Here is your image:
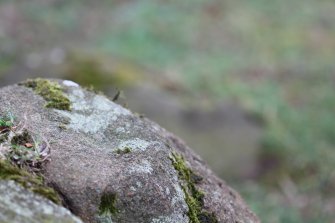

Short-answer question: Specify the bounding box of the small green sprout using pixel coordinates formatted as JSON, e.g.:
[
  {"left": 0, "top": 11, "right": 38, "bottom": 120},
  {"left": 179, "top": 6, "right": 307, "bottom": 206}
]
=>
[
  {"left": 0, "top": 113, "right": 50, "bottom": 170},
  {"left": 7, "top": 131, "right": 50, "bottom": 169},
  {"left": 0, "top": 112, "right": 58, "bottom": 204},
  {"left": 0, "top": 112, "right": 15, "bottom": 129}
]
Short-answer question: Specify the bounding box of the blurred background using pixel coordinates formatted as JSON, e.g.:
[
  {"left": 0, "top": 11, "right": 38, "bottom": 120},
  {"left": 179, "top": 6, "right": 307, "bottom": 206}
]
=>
[{"left": 0, "top": 0, "right": 335, "bottom": 222}]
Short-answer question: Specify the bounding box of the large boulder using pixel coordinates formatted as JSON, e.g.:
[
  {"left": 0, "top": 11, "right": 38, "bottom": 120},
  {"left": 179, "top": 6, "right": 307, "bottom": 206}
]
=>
[{"left": 0, "top": 79, "right": 259, "bottom": 223}]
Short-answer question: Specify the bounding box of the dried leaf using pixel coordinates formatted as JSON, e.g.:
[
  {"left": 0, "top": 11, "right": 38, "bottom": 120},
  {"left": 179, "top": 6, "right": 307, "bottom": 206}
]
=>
[{"left": 25, "top": 143, "right": 33, "bottom": 148}]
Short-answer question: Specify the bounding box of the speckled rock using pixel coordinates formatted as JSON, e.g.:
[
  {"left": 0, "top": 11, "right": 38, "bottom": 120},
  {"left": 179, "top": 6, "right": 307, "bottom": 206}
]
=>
[
  {"left": 0, "top": 180, "right": 83, "bottom": 223},
  {"left": 0, "top": 79, "right": 260, "bottom": 223}
]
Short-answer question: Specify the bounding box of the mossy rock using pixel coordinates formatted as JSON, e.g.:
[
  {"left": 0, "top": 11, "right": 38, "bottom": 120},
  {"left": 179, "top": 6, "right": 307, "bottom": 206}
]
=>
[{"left": 0, "top": 79, "right": 259, "bottom": 223}]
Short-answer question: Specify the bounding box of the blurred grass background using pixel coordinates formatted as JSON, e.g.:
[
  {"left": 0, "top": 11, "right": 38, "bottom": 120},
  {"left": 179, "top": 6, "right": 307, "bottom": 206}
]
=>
[{"left": 1, "top": 0, "right": 335, "bottom": 222}]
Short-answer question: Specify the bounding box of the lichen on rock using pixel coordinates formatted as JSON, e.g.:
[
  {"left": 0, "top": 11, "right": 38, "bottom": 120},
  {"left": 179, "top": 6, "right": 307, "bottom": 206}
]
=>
[
  {"left": 56, "top": 87, "right": 131, "bottom": 134},
  {"left": 117, "top": 138, "right": 154, "bottom": 152}
]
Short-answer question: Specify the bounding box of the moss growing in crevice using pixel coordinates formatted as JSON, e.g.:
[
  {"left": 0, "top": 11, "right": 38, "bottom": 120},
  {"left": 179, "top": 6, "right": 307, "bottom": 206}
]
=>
[
  {"left": 170, "top": 152, "right": 218, "bottom": 223},
  {"left": 99, "top": 192, "right": 119, "bottom": 217},
  {"left": 115, "top": 147, "right": 132, "bottom": 155},
  {"left": 0, "top": 159, "right": 61, "bottom": 204},
  {"left": 20, "top": 78, "right": 71, "bottom": 111}
]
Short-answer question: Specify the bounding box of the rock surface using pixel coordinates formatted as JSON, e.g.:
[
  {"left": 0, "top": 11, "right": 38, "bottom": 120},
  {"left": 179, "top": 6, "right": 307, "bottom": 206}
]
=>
[
  {"left": 0, "top": 79, "right": 259, "bottom": 223},
  {"left": 0, "top": 180, "right": 83, "bottom": 223}
]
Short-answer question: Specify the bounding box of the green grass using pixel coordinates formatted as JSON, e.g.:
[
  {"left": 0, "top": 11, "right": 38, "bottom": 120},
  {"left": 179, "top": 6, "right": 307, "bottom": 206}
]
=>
[{"left": 94, "top": 1, "right": 335, "bottom": 221}]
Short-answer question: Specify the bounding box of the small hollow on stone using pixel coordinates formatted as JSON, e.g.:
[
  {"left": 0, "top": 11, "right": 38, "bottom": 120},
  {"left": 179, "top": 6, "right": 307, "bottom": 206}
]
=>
[{"left": 11, "top": 129, "right": 33, "bottom": 145}]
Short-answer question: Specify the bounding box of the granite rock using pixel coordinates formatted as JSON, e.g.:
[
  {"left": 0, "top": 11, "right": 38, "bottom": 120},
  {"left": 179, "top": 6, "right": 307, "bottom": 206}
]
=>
[{"left": 0, "top": 79, "right": 259, "bottom": 223}]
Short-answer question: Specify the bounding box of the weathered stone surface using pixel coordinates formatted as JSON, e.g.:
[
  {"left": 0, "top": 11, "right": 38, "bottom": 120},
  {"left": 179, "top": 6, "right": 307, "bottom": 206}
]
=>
[
  {"left": 0, "top": 79, "right": 259, "bottom": 223},
  {"left": 0, "top": 180, "right": 83, "bottom": 223}
]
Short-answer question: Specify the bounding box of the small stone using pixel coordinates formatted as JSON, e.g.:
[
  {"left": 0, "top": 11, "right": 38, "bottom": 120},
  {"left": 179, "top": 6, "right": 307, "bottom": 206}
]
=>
[{"left": 63, "top": 80, "right": 79, "bottom": 87}]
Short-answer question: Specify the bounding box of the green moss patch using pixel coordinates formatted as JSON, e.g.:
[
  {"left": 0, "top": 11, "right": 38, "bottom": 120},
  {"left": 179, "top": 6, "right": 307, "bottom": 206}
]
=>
[
  {"left": 170, "top": 152, "right": 218, "bottom": 223},
  {"left": 99, "top": 192, "right": 119, "bottom": 217},
  {"left": 115, "top": 147, "right": 132, "bottom": 155},
  {"left": 21, "top": 78, "right": 71, "bottom": 111},
  {"left": 0, "top": 160, "right": 61, "bottom": 204}
]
